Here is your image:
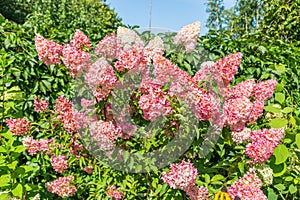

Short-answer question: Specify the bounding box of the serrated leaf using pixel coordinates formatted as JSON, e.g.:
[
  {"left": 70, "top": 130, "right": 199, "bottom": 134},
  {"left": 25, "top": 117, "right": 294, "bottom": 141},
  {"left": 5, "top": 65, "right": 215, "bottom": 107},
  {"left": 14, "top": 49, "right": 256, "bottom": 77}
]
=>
[
  {"left": 270, "top": 118, "right": 288, "bottom": 128},
  {"left": 273, "top": 144, "right": 289, "bottom": 164}
]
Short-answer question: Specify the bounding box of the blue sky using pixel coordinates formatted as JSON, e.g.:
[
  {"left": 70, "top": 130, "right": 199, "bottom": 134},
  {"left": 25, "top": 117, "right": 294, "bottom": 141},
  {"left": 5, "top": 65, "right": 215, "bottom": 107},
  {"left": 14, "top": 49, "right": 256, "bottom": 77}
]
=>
[{"left": 104, "top": 0, "right": 235, "bottom": 35}]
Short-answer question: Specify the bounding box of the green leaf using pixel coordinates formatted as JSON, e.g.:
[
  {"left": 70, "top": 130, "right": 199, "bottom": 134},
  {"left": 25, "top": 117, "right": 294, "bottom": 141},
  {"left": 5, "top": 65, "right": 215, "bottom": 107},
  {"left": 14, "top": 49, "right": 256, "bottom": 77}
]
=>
[
  {"left": 275, "top": 93, "right": 285, "bottom": 104},
  {"left": 12, "top": 183, "right": 23, "bottom": 199},
  {"left": 211, "top": 174, "right": 225, "bottom": 183},
  {"left": 0, "top": 193, "right": 10, "bottom": 200},
  {"left": 273, "top": 163, "right": 287, "bottom": 177},
  {"left": 289, "top": 184, "right": 297, "bottom": 194},
  {"left": 264, "top": 106, "right": 281, "bottom": 113},
  {"left": 273, "top": 144, "right": 289, "bottom": 164},
  {"left": 275, "top": 64, "right": 286, "bottom": 73},
  {"left": 238, "top": 162, "right": 244, "bottom": 174},
  {"left": 269, "top": 118, "right": 288, "bottom": 128},
  {"left": 204, "top": 174, "right": 210, "bottom": 184},
  {"left": 295, "top": 134, "right": 300, "bottom": 149},
  {"left": 14, "top": 145, "right": 26, "bottom": 153},
  {"left": 282, "top": 107, "right": 293, "bottom": 113},
  {"left": 274, "top": 183, "right": 286, "bottom": 191},
  {"left": 0, "top": 174, "right": 11, "bottom": 187}
]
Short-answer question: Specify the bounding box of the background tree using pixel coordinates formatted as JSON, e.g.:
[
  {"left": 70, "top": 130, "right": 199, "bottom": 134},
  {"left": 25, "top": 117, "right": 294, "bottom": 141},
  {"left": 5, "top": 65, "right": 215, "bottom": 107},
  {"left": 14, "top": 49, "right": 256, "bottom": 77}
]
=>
[{"left": 206, "top": 0, "right": 225, "bottom": 31}]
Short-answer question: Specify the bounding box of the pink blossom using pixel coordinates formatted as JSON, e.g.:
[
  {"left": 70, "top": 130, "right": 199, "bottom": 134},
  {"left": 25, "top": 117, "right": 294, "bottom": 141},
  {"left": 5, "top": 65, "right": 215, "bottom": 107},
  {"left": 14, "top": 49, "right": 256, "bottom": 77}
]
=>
[
  {"left": 245, "top": 128, "right": 284, "bottom": 163},
  {"left": 228, "top": 168, "right": 267, "bottom": 200},
  {"left": 215, "top": 53, "right": 242, "bottom": 86},
  {"left": 185, "top": 185, "right": 210, "bottom": 200},
  {"left": 138, "top": 81, "right": 173, "bottom": 121},
  {"left": 83, "top": 166, "right": 94, "bottom": 174},
  {"left": 70, "top": 29, "right": 92, "bottom": 50},
  {"left": 73, "top": 109, "right": 88, "bottom": 131},
  {"left": 191, "top": 86, "right": 213, "bottom": 121},
  {"left": 45, "top": 176, "right": 77, "bottom": 198},
  {"left": 106, "top": 185, "right": 124, "bottom": 200},
  {"left": 89, "top": 120, "right": 123, "bottom": 150},
  {"left": 193, "top": 61, "right": 215, "bottom": 85},
  {"left": 34, "top": 96, "right": 49, "bottom": 113},
  {"left": 115, "top": 47, "right": 146, "bottom": 71},
  {"left": 153, "top": 54, "right": 192, "bottom": 85},
  {"left": 224, "top": 96, "right": 252, "bottom": 132},
  {"left": 95, "top": 33, "right": 120, "bottom": 59},
  {"left": 84, "top": 58, "right": 117, "bottom": 88},
  {"left": 22, "top": 136, "right": 54, "bottom": 156},
  {"left": 80, "top": 98, "right": 94, "bottom": 107},
  {"left": 6, "top": 118, "right": 30, "bottom": 136},
  {"left": 248, "top": 100, "right": 265, "bottom": 125},
  {"left": 232, "top": 128, "right": 251, "bottom": 144},
  {"left": 117, "top": 26, "right": 144, "bottom": 51},
  {"left": 174, "top": 21, "right": 201, "bottom": 52},
  {"left": 254, "top": 79, "right": 277, "bottom": 102},
  {"left": 35, "top": 34, "right": 63, "bottom": 65},
  {"left": 227, "top": 79, "right": 255, "bottom": 99},
  {"left": 62, "top": 45, "right": 90, "bottom": 78},
  {"left": 51, "top": 155, "right": 69, "bottom": 173},
  {"left": 162, "top": 160, "right": 198, "bottom": 191},
  {"left": 144, "top": 36, "right": 165, "bottom": 60},
  {"left": 54, "top": 96, "right": 80, "bottom": 134}
]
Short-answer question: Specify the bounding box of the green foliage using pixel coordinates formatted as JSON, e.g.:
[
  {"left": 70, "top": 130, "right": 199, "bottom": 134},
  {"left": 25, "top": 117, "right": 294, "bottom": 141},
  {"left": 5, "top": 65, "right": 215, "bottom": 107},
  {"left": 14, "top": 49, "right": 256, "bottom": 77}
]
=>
[{"left": 25, "top": 0, "right": 122, "bottom": 42}]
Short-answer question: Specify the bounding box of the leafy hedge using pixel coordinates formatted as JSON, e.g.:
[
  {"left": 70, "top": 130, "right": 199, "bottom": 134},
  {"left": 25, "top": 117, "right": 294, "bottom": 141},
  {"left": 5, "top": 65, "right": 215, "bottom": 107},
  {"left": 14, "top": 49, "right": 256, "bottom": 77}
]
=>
[{"left": 196, "top": 29, "right": 300, "bottom": 199}]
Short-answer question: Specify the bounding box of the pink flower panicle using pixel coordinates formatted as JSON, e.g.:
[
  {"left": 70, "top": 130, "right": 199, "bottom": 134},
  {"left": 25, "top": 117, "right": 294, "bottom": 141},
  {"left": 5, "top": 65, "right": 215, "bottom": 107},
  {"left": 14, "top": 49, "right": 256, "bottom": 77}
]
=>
[
  {"left": 95, "top": 33, "right": 120, "bottom": 59},
  {"left": 162, "top": 160, "right": 198, "bottom": 191},
  {"left": 186, "top": 185, "right": 210, "bottom": 200},
  {"left": 54, "top": 96, "right": 80, "bottom": 134},
  {"left": 138, "top": 81, "right": 173, "bottom": 121},
  {"left": 84, "top": 58, "right": 118, "bottom": 101},
  {"left": 35, "top": 34, "right": 63, "bottom": 66},
  {"left": 224, "top": 96, "right": 252, "bottom": 132},
  {"left": 247, "top": 100, "right": 265, "bottom": 125},
  {"left": 70, "top": 29, "right": 92, "bottom": 50},
  {"left": 106, "top": 185, "right": 124, "bottom": 200},
  {"left": 232, "top": 128, "right": 251, "bottom": 144},
  {"left": 192, "top": 61, "right": 215, "bottom": 85},
  {"left": 62, "top": 45, "right": 90, "bottom": 78},
  {"left": 34, "top": 96, "right": 49, "bottom": 113},
  {"left": 174, "top": 21, "right": 201, "bottom": 52},
  {"left": 51, "top": 155, "right": 69, "bottom": 173},
  {"left": 115, "top": 47, "right": 146, "bottom": 71},
  {"left": 254, "top": 79, "right": 278, "bottom": 102},
  {"left": 117, "top": 27, "right": 144, "bottom": 51},
  {"left": 89, "top": 120, "right": 123, "bottom": 150},
  {"left": 144, "top": 36, "right": 165, "bottom": 60},
  {"left": 215, "top": 53, "right": 242, "bottom": 86},
  {"left": 22, "top": 136, "right": 54, "bottom": 156},
  {"left": 228, "top": 168, "right": 267, "bottom": 200},
  {"left": 45, "top": 176, "right": 77, "bottom": 198},
  {"left": 227, "top": 79, "right": 255, "bottom": 99},
  {"left": 6, "top": 118, "right": 30, "bottom": 136},
  {"left": 245, "top": 128, "right": 284, "bottom": 163}
]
